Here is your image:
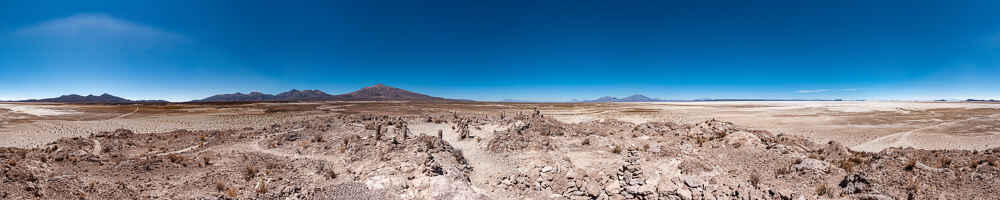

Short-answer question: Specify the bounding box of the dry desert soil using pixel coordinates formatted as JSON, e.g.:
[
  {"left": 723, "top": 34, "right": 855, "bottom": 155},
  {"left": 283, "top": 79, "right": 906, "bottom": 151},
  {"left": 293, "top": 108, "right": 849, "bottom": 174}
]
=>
[{"left": 1, "top": 101, "right": 999, "bottom": 199}]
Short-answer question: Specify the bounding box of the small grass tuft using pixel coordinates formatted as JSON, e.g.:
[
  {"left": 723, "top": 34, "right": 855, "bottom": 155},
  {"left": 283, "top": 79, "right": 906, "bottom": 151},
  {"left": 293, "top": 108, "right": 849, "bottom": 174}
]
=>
[
  {"left": 167, "top": 154, "right": 185, "bottom": 164},
  {"left": 749, "top": 173, "right": 761, "bottom": 188},
  {"left": 245, "top": 165, "right": 258, "bottom": 181},
  {"left": 939, "top": 157, "right": 952, "bottom": 168},
  {"left": 838, "top": 160, "right": 855, "bottom": 173},
  {"left": 775, "top": 166, "right": 793, "bottom": 176},
  {"left": 610, "top": 144, "right": 622, "bottom": 154},
  {"left": 903, "top": 159, "right": 917, "bottom": 171},
  {"left": 816, "top": 183, "right": 829, "bottom": 197},
  {"left": 226, "top": 188, "right": 237, "bottom": 198},
  {"left": 257, "top": 180, "right": 268, "bottom": 194},
  {"left": 215, "top": 180, "right": 226, "bottom": 192}
]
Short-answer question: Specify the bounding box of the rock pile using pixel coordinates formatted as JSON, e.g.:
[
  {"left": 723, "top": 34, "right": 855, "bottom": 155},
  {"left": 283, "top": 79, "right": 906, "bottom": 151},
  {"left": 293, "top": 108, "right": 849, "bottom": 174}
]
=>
[{"left": 614, "top": 148, "right": 654, "bottom": 199}]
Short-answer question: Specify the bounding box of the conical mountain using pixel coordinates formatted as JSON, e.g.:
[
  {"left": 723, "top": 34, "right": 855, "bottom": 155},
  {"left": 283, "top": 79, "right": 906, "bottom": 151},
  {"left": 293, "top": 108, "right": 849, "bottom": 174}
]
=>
[{"left": 331, "top": 84, "right": 447, "bottom": 101}]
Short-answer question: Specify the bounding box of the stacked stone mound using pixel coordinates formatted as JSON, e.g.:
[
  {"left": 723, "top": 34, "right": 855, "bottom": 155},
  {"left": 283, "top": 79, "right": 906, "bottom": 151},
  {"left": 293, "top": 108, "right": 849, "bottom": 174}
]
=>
[
  {"left": 615, "top": 149, "right": 655, "bottom": 199},
  {"left": 487, "top": 116, "right": 562, "bottom": 153},
  {"left": 456, "top": 119, "right": 471, "bottom": 140}
]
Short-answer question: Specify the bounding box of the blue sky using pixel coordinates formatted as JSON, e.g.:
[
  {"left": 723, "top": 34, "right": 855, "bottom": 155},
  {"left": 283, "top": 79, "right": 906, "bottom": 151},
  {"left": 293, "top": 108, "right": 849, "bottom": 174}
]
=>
[{"left": 1, "top": 0, "right": 998, "bottom": 102}]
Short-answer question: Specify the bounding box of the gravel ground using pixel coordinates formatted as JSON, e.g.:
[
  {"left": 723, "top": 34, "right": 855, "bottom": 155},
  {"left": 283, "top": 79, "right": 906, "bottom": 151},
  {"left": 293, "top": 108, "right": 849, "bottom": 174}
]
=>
[{"left": 1, "top": 102, "right": 998, "bottom": 199}]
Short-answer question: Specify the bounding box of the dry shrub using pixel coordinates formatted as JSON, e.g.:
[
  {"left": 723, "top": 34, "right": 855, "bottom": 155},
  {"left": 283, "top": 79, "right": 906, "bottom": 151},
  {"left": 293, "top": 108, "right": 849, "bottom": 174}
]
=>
[
  {"left": 453, "top": 149, "right": 468, "bottom": 165},
  {"left": 749, "top": 173, "right": 761, "bottom": 187},
  {"left": 87, "top": 181, "right": 97, "bottom": 192},
  {"left": 167, "top": 154, "right": 185, "bottom": 164},
  {"left": 905, "top": 178, "right": 920, "bottom": 197},
  {"left": 903, "top": 159, "right": 917, "bottom": 171},
  {"left": 339, "top": 137, "right": 350, "bottom": 153},
  {"left": 257, "top": 180, "right": 268, "bottom": 194},
  {"left": 642, "top": 143, "right": 650, "bottom": 152},
  {"left": 775, "top": 166, "right": 794, "bottom": 176},
  {"left": 226, "top": 188, "right": 237, "bottom": 198},
  {"left": 312, "top": 135, "right": 324, "bottom": 143},
  {"left": 245, "top": 165, "right": 258, "bottom": 181},
  {"left": 679, "top": 160, "right": 710, "bottom": 175},
  {"left": 326, "top": 169, "right": 338, "bottom": 179},
  {"left": 839, "top": 160, "right": 856, "bottom": 173},
  {"left": 839, "top": 155, "right": 868, "bottom": 173},
  {"left": 816, "top": 183, "right": 829, "bottom": 197},
  {"left": 581, "top": 138, "right": 591, "bottom": 146},
  {"left": 215, "top": 180, "right": 226, "bottom": 192},
  {"left": 611, "top": 144, "right": 622, "bottom": 154},
  {"left": 939, "top": 157, "right": 952, "bottom": 168},
  {"left": 202, "top": 157, "right": 212, "bottom": 166}
]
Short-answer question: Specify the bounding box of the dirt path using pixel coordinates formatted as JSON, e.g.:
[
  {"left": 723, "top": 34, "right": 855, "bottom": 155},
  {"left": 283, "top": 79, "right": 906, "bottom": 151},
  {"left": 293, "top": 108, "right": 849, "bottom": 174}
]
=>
[
  {"left": 155, "top": 144, "right": 202, "bottom": 156},
  {"left": 112, "top": 105, "right": 140, "bottom": 120}
]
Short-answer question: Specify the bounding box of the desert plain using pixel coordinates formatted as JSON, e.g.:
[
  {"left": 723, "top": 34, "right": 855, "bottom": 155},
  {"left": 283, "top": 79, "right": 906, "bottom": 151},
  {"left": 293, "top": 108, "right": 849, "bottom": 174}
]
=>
[{"left": 1, "top": 101, "right": 999, "bottom": 199}]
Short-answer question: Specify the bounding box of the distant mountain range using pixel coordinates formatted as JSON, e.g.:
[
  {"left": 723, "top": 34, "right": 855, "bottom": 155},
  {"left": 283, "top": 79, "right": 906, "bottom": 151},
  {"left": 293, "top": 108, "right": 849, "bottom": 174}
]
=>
[
  {"left": 17, "top": 94, "right": 168, "bottom": 103},
  {"left": 13, "top": 84, "right": 454, "bottom": 103},
  {"left": 193, "top": 84, "right": 451, "bottom": 102},
  {"left": 584, "top": 94, "right": 664, "bottom": 102},
  {"left": 194, "top": 90, "right": 332, "bottom": 102}
]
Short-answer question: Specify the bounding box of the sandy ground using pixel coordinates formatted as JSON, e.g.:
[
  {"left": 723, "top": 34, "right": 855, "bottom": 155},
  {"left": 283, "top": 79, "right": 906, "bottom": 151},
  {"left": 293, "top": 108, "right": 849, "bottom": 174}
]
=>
[
  {"left": 0, "top": 103, "right": 79, "bottom": 116},
  {"left": 539, "top": 101, "right": 1000, "bottom": 152},
  {"left": 1, "top": 101, "right": 998, "bottom": 199},
  {"left": 0, "top": 103, "right": 332, "bottom": 148},
  {"left": 2, "top": 101, "right": 999, "bottom": 151}
]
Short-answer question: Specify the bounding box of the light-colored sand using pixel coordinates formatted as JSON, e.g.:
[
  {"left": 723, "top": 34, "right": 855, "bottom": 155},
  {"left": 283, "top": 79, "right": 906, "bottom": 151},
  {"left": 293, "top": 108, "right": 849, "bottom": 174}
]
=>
[
  {"left": 541, "top": 101, "right": 1000, "bottom": 152},
  {"left": 0, "top": 103, "right": 79, "bottom": 116},
  {"left": 0, "top": 111, "right": 332, "bottom": 148},
  {"left": 3, "top": 101, "right": 998, "bottom": 152}
]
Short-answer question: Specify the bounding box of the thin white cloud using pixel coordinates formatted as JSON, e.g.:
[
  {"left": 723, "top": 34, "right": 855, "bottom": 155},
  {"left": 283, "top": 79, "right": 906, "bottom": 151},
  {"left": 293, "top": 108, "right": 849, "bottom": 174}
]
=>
[
  {"left": 796, "top": 89, "right": 830, "bottom": 93},
  {"left": 841, "top": 88, "right": 858, "bottom": 92},
  {"left": 13, "top": 13, "right": 187, "bottom": 43}
]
